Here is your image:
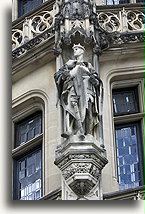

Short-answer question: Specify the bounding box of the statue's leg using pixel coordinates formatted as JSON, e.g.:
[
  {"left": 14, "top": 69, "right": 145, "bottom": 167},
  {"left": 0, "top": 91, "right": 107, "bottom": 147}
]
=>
[{"left": 61, "top": 112, "right": 72, "bottom": 138}]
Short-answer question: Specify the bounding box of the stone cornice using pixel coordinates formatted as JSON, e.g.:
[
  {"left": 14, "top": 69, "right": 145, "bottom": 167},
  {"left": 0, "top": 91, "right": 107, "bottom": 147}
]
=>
[
  {"left": 103, "top": 185, "right": 145, "bottom": 200},
  {"left": 40, "top": 188, "right": 61, "bottom": 200},
  {"left": 39, "top": 185, "right": 145, "bottom": 200}
]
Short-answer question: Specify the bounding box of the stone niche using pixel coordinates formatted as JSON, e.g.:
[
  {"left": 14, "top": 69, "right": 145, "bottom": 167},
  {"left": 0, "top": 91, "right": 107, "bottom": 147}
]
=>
[{"left": 54, "top": 134, "right": 108, "bottom": 199}]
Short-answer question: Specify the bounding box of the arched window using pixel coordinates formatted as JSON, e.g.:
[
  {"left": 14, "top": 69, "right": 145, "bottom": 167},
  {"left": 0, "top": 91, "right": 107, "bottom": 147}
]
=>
[
  {"left": 12, "top": 95, "right": 46, "bottom": 200},
  {"left": 112, "top": 85, "right": 143, "bottom": 190}
]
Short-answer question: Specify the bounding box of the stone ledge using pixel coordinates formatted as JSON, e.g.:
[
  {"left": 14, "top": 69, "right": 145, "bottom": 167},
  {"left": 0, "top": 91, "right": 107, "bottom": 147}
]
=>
[
  {"left": 40, "top": 187, "right": 61, "bottom": 200},
  {"left": 103, "top": 185, "right": 145, "bottom": 200}
]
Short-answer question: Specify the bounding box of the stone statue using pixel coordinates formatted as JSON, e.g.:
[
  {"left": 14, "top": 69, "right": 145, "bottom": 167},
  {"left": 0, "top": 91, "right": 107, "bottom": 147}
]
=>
[{"left": 54, "top": 44, "right": 102, "bottom": 138}]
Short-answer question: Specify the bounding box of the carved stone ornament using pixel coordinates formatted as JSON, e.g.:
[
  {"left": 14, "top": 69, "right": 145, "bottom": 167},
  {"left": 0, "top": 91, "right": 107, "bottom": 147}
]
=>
[
  {"left": 12, "top": 28, "right": 55, "bottom": 60},
  {"left": 136, "top": 191, "right": 144, "bottom": 200},
  {"left": 107, "top": 31, "right": 144, "bottom": 45},
  {"left": 54, "top": 2, "right": 144, "bottom": 55},
  {"left": 54, "top": 0, "right": 101, "bottom": 55},
  {"left": 54, "top": 41, "right": 108, "bottom": 198},
  {"left": 54, "top": 134, "right": 108, "bottom": 197},
  {"left": 54, "top": 44, "right": 103, "bottom": 137}
]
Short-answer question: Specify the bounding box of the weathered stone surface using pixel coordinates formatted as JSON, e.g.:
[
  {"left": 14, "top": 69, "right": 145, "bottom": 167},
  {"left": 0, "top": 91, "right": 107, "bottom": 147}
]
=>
[{"left": 54, "top": 134, "right": 108, "bottom": 197}]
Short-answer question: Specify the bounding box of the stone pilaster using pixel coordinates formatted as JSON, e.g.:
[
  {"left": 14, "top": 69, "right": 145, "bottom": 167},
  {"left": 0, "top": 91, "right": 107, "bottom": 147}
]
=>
[{"left": 54, "top": 0, "right": 108, "bottom": 200}]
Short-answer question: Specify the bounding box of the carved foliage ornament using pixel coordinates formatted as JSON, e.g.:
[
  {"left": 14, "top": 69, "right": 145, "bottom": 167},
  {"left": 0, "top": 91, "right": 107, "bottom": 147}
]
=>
[
  {"left": 62, "top": 162, "right": 100, "bottom": 180},
  {"left": 107, "top": 32, "right": 144, "bottom": 45},
  {"left": 56, "top": 153, "right": 106, "bottom": 169}
]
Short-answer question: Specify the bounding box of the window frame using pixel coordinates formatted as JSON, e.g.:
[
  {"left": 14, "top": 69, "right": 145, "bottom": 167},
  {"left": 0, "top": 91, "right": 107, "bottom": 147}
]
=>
[
  {"left": 106, "top": 0, "right": 143, "bottom": 5},
  {"left": 12, "top": 107, "right": 44, "bottom": 200},
  {"left": 18, "top": 0, "right": 43, "bottom": 17},
  {"left": 115, "top": 121, "right": 144, "bottom": 189},
  {"left": 14, "top": 111, "right": 42, "bottom": 148},
  {"left": 112, "top": 87, "right": 139, "bottom": 117},
  {"left": 111, "top": 79, "right": 144, "bottom": 191},
  {"left": 13, "top": 145, "right": 43, "bottom": 200}
]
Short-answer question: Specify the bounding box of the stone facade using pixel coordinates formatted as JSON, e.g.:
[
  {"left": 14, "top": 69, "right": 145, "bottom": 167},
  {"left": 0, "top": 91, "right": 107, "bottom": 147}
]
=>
[{"left": 12, "top": 0, "right": 144, "bottom": 200}]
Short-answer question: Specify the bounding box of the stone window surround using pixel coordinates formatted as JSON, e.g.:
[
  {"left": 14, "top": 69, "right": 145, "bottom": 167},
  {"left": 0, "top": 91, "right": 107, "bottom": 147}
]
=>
[
  {"left": 111, "top": 78, "right": 144, "bottom": 186},
  {"left": 12, "top": 92, "right": 48, "bottom": 199}
]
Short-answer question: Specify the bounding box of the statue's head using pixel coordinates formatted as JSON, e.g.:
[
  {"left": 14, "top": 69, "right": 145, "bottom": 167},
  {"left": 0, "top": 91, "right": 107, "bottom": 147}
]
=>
[{"left": 72, "top": 44, "right": 85, "bottom": 58}]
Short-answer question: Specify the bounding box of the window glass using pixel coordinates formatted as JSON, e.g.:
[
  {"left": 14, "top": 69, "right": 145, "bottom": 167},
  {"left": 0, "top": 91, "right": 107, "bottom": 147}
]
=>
[
  {"left": 17, "top": 149, "right": 42, "bottom": 200},
  {"left": 15, "top": 112, "right": 42, "bottom": 147},
  {"left": 18, "top": 0, "right": 43, "bottom": 17},
  {"left": 136, "top": 0, "right": 144, "bottom": 2},
  {"left": 112, "top": 88, "right": 139, "bottom": 116},
  {"left": 107, "top": 0, "right": 130, "bottom": 5},
  {"left": 115, "top": 124, "right": 141, "bottom": 190}
]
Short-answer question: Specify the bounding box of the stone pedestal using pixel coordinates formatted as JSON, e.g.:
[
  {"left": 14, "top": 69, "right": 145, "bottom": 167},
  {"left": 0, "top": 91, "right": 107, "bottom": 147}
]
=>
[{"left": 54, "top": 135, "right": 108, "bottom": 200}]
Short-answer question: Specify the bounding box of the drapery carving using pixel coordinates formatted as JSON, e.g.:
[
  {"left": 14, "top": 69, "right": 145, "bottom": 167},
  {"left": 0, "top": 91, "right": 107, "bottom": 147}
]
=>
[{"left": 54, "top": 44, "right": 102, "bottom": 138}]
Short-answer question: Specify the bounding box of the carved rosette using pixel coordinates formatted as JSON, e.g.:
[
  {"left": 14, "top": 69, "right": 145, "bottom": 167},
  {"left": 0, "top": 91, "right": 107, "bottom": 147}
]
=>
[{"left": 54, "top": 135, "right": 108, "bottom": 197}]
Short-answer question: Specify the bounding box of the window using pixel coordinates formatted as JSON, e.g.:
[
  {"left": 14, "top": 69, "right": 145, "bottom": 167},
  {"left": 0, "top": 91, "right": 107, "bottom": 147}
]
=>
[
  {"left": 15, "top": 112, "right": 42, "bottom": 147},
  {"left": 15, "top": 149, "right": 42, "bottom": 200},
  {"left": 18, "top": 0, "right": 43, "bottom": 17},
  {"left": 106, "top": 0, "right": 130, "bottom": 5},
  {"left": 106, "top": 0, "right": 143, "bottom": 4},
  {"left": 112, "top": 86, "right": 143, "bottom": 191},
  {"left": 112, "top": 87, "right": 139, "bottom": 116},
  {"left": 136, "top": 0, "right": 144, "bottom": 2},
  {"left": 13, "top": 111, "right": 43, "bottom": 200},
  {"left": 115, "top": 123, "right": 143, "bottom": 190}
]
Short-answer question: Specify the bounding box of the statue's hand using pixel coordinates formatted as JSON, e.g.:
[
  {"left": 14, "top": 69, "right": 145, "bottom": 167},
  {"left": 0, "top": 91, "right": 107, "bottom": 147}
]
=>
[
  {"left": 62, "top": 71, "right": 69, "bottom": 79},
  {"left": 90, "top": 74, "right": 99, "bottom": 86},
  {"left": 65, "top": 60, "right": 76, "bottom": 69}
]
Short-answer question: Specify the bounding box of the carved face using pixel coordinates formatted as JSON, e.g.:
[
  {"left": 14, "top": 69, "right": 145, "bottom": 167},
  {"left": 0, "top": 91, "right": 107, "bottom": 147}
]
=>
[{"left": 73, "top": 47, "right": 84, "bottom": 58}]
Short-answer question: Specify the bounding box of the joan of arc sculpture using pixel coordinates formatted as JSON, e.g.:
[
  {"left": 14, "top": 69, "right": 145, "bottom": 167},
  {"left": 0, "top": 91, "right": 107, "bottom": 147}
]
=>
[{"left": 54, "top": 44, "right": 102, "bottom": 138}]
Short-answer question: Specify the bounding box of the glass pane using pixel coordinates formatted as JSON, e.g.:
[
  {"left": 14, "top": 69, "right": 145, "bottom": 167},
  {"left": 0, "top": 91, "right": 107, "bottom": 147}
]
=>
[
  {"left": 112, "top": 88, "right": 139, "bottom": 116},
  {"left": 107, "top": 0, "right": 130, "bottom": 5},
  {"left": 18, "top": 0, "right": 43, "bottom": 17},
  {"left": 17, "top": 149, "right": 42, "bottom": 200},
  {"left": 115, "top": 124, "right": 140, "bottom": 190},
  {"left": 16, "top": 112, "right": 42, "bottom": 147}
]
